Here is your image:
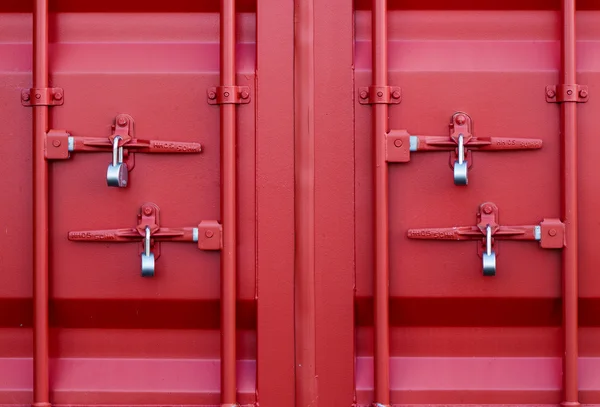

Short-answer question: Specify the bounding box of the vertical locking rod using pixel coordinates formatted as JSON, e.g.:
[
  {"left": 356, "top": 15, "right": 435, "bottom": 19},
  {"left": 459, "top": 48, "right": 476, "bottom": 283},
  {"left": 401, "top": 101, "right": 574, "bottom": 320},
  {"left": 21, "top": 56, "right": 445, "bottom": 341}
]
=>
[
  {"left": 32, "top": 0, "right": 51, "bottom": 406},
  {"left": 561, "top": 0, "right": 580, "bottom": 405},
  {"left": 372, "top": 0, "right": 391, "bottom": 405},
  {"left": 220, "top": 0, "right": 238, "bottom": 405}
]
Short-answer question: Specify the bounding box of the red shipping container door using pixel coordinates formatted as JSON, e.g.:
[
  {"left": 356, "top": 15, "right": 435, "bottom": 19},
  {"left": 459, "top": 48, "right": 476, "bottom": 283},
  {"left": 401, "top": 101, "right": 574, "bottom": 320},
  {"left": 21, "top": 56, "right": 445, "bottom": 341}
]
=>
[{"left": 1, "top": 1, "right": 600, "bottom": 407}]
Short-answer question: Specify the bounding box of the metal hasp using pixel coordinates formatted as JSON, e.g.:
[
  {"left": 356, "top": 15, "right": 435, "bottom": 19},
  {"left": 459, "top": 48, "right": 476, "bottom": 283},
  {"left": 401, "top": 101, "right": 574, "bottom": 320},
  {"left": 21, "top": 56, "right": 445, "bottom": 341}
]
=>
[
  {"left": 385, "top": 112, "right": 544, "bottom": 185},
  {"left": 407, "top": 202, "right": 565, "bottom": 276},
  {"left": 45, "top": 114, "right": 202, "bottom": 187},
  {"left": 67, "top": 203, "right": 222, "bottom": 277}
]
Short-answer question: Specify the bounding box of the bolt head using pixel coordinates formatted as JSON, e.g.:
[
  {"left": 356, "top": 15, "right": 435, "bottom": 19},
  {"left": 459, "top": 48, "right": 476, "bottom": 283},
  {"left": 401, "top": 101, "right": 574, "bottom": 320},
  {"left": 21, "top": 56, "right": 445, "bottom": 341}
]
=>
[
  {"left": 205, "top": 230, "right": 214, "bottom": 238},
  {"left": 53, "top": 92, "right": 63, "bottom": 100},
  {"left": 21, "top": 92, "right": 30, "bottom": 101},
  {"left": 394, "top": 139, "right": 403, "bottom": 148},
  {"left": 580, "top": 89, "right": 588, "bottom": 98},
  {"left": 546, "top": 89, "right": 556, "bottom": 98},
  {"left": 392, "top": 90, "right": 401, "bottom": 99},
  {"left": 143, "top": 207, "right": 153, "bottom": 216},
  {"left": 359, "top": 90, "right": 368, "bottom": 99},
  {"left": 483, "top": 205, "right": 493, "bottom": 214},
  {"left": 455, "top": 115, "right": 466, "bottom": 125},
  {"left": 376, "top": 91, "right": 384, "bottom": 97},
  {"left": 117, "top": 117, "right": 128, "bottom": 127},
  {"left": 52, "top": 139, "right": 61, "bottom": 147},
  {"left": 208, "top": 91, "right": 217, "bottom": 100},
  {"left": 240, "top": 90, "right": 249, "bottom": 99},
  {"left": 549, "top": 229, "right": 557, "bottom": 237}
]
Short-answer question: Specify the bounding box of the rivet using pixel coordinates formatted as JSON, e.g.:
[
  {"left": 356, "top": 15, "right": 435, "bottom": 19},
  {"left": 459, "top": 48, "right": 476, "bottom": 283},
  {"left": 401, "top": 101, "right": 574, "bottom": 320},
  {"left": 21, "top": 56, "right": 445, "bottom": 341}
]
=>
[
  {"left": 455, "top": 115, "right": 466, "bottom": 125},
  {"left": 117, "top": 117, "right": 128, "bottom": 127},
  {"left": 483, "top": 205, "right": 493, "bottom": 214},
  {"left": 549, "top": 229, "right": 557, "bottom": 237},
  {"left": 205, "top": 230, "right": 214, "bottom": 238},
  {"left": 567, "top": 89, "right": 573, "bottom": 96},
  {"left": 394, "top": 139, "right": 403, "bottom": 148},
  {"left": 52, "top": 139, "right": 61, "bottom": 147},
  {"left": 224, "top": 91, "right": 230, "bottom": 97},
  {"left": 376, "top": 91, "right": 383, "bottom": 97},
  {"left": 35, "top": 93, "right": 41, "bottom": 100},
  {"left": 143, "top": 207, "right": 153, "bottom": 216}
]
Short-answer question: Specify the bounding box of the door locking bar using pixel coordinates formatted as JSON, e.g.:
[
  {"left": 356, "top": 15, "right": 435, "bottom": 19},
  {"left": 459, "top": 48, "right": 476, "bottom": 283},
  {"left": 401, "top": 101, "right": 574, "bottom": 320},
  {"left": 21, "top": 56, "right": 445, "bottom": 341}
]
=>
[
  {"left": 407, "top": 202, "right": 565, "bottom": 276},
  {"left": 45, "top": 114, "right": 202, "bottom": 188},
  {"left": 385, "top": 112, "right": 543, "bottom": 185},
  {"left": 68, "top": 203, "right": 222, "bottom": 277}
]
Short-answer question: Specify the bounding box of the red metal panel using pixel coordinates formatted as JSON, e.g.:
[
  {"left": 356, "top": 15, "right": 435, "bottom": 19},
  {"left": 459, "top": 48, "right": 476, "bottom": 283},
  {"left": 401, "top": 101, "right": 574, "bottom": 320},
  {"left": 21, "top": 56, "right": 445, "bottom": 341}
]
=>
[
  {"left": 2, "top": 1, "right": 600, "bottom": 407},
  {"left": 255, "top": 0, "right": 295, "bottom": 406}
]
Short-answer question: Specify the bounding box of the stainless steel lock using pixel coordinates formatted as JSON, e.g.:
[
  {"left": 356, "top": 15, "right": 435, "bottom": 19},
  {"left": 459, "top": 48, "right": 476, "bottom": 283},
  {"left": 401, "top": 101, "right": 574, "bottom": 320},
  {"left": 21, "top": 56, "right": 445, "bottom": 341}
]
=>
[
  {"left": 141, "top": 226, "right": 155, "bottom": 277},
  {"left": 453, "top": 133, "right": 468, "bottom": 186},
  {"left": 106, "top": 136, "right": 129, "bottom": 187},
  {"left": 482, "top": 225, "right": 497, "bottom": 276}
]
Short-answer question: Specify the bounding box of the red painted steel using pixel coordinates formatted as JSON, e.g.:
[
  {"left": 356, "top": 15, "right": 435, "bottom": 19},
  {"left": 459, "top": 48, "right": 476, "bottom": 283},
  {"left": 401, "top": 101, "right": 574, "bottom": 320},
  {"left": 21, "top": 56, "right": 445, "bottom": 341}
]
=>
[
  {"left": 293, "top": 0, "right": 318, "bottom": 407},
  {"left": 3, "top": 1, "right": 600, "bottom": 407},
  {"left": 560, "top": 0, "right": 580, "bottom": 405},
  {"left": 219, "top": 0, "right": 238, "bottom": 404},
  {"left": 371, "top": 0, "right": 391, "bottom": 405},
  {"left": 32, "top": 1, "right": 50, "bottom": 406}
]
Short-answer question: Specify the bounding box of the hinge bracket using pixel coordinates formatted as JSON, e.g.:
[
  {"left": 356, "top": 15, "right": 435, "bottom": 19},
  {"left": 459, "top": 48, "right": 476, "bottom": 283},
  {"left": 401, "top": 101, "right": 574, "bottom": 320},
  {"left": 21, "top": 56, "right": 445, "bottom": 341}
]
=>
[
  {"left": 358, "top": 86, "right": 401, "bottom": 104},
  {"left": 21, "top": 87, "right": 64, "bottom": 107},
  {"left": 546, "top": 84, "right": 589, "bottom": 103},
  {"left": 207, "top": 86, "right": 251, "bottom": 105}
]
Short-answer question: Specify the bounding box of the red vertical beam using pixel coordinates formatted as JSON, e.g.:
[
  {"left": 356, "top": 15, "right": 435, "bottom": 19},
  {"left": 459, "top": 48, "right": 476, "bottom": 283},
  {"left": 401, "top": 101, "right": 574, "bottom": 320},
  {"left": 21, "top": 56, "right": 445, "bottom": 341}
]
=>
[
  {"left": 560, "top": 0, "right": 580, "bottom": 406},
  {"left": 220, "top": 0, "right": 237, "bottom": 405},
  {"left": 32, "top": 0, "right": 50, "bottom": 406},
  {"left": 313, "top": 0, "right": 355, "bottom": 405},
  {"left": 294, "top": 0, "right": 318, "bottom": 406},
  {"left": 372, "top": 0, "right": 390, "bottom": 405},
  {"left": 256, "top": 0, "right": 295, "bottom": 405}
]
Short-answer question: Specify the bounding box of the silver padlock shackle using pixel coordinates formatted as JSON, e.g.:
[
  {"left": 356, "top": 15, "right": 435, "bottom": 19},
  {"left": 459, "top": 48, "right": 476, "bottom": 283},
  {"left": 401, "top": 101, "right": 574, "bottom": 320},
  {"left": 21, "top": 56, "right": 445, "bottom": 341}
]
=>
[
  {"left": 144, "top": 225, "right": 151, "bottom": 256},
  {"left": 141, "top": 225, "right": 156, "bottom": 277},
  {"left": 112, "top": 135, "right": 123, "bottom": 167},
  {"left": 453, "top": 133, "right": 468, "bottom": 186},
  {"left": 458, "top": 134, "right": 465, "bottom": 166},
  {"left": 482, "top": 224, "right": 497, "bottom": 276},
  {"left": 486, "top": 224, "right": 492, "bottom": 256}
]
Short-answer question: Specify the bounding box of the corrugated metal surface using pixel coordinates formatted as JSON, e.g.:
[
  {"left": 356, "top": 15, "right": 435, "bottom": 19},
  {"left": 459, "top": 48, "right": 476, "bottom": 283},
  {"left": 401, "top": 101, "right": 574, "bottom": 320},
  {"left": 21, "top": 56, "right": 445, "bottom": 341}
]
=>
[{"left": 0, "top": 1, "right": 598, "bottom": 406}]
